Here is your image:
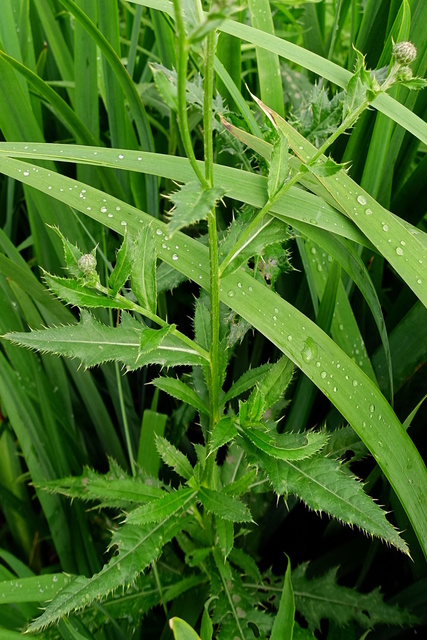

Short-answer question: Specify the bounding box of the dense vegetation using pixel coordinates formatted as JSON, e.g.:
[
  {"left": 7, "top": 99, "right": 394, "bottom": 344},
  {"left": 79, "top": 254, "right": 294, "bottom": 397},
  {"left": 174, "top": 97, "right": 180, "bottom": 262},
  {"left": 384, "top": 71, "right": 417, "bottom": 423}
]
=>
[{"left": 0, "top": 0, "right": 426, "bottom": 638}]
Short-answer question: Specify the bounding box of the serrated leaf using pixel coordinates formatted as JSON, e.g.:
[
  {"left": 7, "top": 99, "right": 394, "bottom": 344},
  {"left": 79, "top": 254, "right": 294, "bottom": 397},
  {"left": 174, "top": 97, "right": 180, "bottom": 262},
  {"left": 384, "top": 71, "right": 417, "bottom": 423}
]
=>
[
  {"left": 268, "top": 131, "right": 289, "bottom": 200},
  {"left": 398, "top": 77, "right": 427, "bottom": 90},
  {"left": 151, "top": 376, "right": 209, "bottom": 416},
  {"left": 209, "top": 417, "right": 238, "bottom": 453},
  {"left": 271, "top": 556, "right": 294, "bottom": 640},
  {"left": 28, "top": 518, "right": 187, "bottom": 632},
  {"left": 125, "top": 488, "right": 197, "bottom": 525},
  {"left": 240, "top": 427, "right": 328, "bottom": 461},
  {"left": 292, "top": 563, "right": 417, "bottom": 631},
  {"left": 258, "top": 355, "right": 294, "bottom": 410},
  {"left": 222, "top": 363, "right": 272, "bottom": 405},
  {"left": 50, "top": 226, "right": 84, "bottom": 278},
  {"left": 197, "top": 487, "right": 252, "bottom": 523},
  {"left": 39, "top": 464, "right": 164, "bottom": 508},
  {"left": 222, "top": 469, "right": 259, "bottom": 497},
  {"left": 138, "top": 330, "right": 206, "bottom": 368},
  {"left": 306, "top": 158, "right": 346, "bottom": 177},
  {"left": 150, "top": 63, "right": 178, "bottom": 111},
  {"left": 131, "top": 223, "right": 157, "bottom": 314},
  {"left": 109, "top": 230, "right": 133, "bottom": 296},
  {"left": 343, "top": 49, "right": 375, "bottom": 119},
  {"left": 43, "top": 272, "right": 133, "bottom": 311},
  {"left": 138, "top": 325, "right": 172, "bottom": 358},
  {"left": 239, "top": 387, "right": 265, "bottom": 425},
  {"left": 156, "top": 436, "right": 193, "bottom": 480},
  {"left": 216, "top": 517, "right": 234, "bottom": 560},
  {"left": 212, "top": 550, "right": 272, "bottom": 639},
  {"left": 167, "top": 181, "right": 225, "bottom": 235},
  {"left": 245, "top": 447, "right": 408, "bottom": 554},
  {"left": 3, "top": 310, "right": 141, "bottom": 369}
]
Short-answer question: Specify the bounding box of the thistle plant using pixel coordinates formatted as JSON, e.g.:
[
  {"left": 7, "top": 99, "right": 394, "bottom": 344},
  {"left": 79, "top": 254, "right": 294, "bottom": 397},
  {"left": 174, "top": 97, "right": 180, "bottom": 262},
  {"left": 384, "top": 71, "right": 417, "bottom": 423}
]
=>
[{"left": 0, "top": 1, "right": 426, "bottom": 639}]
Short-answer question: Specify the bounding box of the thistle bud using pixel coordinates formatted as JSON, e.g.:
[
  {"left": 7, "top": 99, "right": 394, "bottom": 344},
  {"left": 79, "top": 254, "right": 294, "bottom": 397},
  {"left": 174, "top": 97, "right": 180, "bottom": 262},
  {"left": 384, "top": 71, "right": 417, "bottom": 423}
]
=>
[
  {"left": 392, "top": 41, "right": 417, "bottom": 65},
  {"left": 78, "top": 253, "right": 97, "bottom": 275},
  {"left": 397, "top": 66, "right": 413, "bottom": 82}
]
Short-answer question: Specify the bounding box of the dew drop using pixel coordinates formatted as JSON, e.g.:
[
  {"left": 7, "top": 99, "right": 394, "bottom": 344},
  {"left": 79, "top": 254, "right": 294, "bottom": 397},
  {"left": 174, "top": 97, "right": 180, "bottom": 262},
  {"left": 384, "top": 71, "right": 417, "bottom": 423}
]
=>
[
  {"left": 287, "top": 335, "right": 292, "bottom": 341},
  {"left": 248, "top": 286, "right": 253, "bottom": 292},
  {"left": 120, "top": 221, "right": 127, "bottom": 226},
  {"left": 23, "top": 170, "right": 29, "bottom": 176},
  {"left": 156, "top": 229, "right": 163, "bottom": 236},
  {"left": 352, "top": 380, "right": 358, "bottom": 387},
  {"left": 365, "top": 208, "right": 372, "bottom": 215},
  {"left": 227, "top": 290, "right": 235, "bottom": 297},
  {"left": 320, "top": 371, "right": 327, "bottom": 379},
  {"left": 357, "top": 195, "right": 367, "bottom": 205},
  {"left": 107, "top": 213, "right": 113, "bottom": 218},
  {"left": 172, "top": 254, "right": 178, "bottom": 261},
  {"left": 301, "top": 337, "right": 318, "bottom": 364},
  {"left": 369, "top": 404, "right": 375, "bottom": 413},
  {"left": 118, "top": 154, "right": 124, "bottom": 159},
  {"left": 100, "top": 206, "right": 107, "bottom": 213},
  {"left": 237, "top": 282, "right": 242, "bottom": 288},
  {"left": 115, "top": 206, "right": 121, "bottom": 211},
  {"left": 396, "top": 247, "right": 404, "bottom": 256},
  {"left": 382, "top": 224, "right": 389, "bottom": 232}
]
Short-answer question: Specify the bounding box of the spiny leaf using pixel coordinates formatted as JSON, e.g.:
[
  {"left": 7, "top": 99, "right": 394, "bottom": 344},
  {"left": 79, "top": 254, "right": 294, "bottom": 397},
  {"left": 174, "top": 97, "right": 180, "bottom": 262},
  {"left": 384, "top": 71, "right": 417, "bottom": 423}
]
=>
[
  {"left": 151, "top": 376, "right": 210, "bottom": 416},
  {"left": 221, "top": 363, "right": 272, "bottom": 405},
  {"left": 3, "top": 310, "right": 141, "bottom": 369},
  {"left": 156, "top": 436, "right": 194, "bottom": 480},
  {"left": 138, "top": 325, "right": 172, "bottom": 360},
  {"left": 291, "top": 563, "right": 417, "bottom": 631},
  {"left": 212, "top": 549, "right": 273, "bottom": 639},
  {"left": 109, "top": 230, "right": 133, "bottom": 296},
  {"left": 28, "top": 517, "right": 189, "bottom": 632},
  {"left": 125, "top": 488, "right": 197, "bottom": 525},
  {"left": 43, "top": 272, "right": 134, "bottom": 311},
  {"left": 38, "top": 464, "right": 164, "bottom": 508},
  {"left": 167, "top": 181, "right": 226, "bottom": 235},
  {"left": 216, "top": 516, "right": 234, "bottom": 560},
  {"left": 197, "top": 486, "right": 252, "bottom": 523},
  {"left": 239, "top": 427, "right": 328, "bottom": 461},
  {"left": 258, "top": 355, "right": 294, "bottom": 410},
  {"left": 209, "top": 417, "right": 238, "bottom": 453},
  {"left": 243, "top": 445, "right": 408, "bottom": 554}
]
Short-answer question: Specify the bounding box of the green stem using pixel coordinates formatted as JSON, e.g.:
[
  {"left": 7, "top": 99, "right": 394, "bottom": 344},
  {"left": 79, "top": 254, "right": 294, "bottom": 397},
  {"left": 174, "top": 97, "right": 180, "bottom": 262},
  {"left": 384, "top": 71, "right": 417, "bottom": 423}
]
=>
[
  {"left": 114, "top": 360, "right": 136, "bottom": 477},
  {"left": 172, "top": 0, "right": 209, "bottom": 188}
]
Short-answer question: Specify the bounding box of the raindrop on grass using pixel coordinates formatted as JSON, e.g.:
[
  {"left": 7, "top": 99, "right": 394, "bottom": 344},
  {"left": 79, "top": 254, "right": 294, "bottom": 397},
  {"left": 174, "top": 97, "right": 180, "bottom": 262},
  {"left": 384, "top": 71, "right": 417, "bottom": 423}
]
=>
[
  {"left": 365, "top": 208, "right": 372, "bottom": 215},
  {"left": 172, "top": 254, "right": 178, "bottom": 261},
  {"left": 301, "top": 337, "right": 318, "bottom": 364},
  {"left": 100, "top": 206, "right": 107, "bottom": 213},
  {"left": 357, "top": 195, "right": 367, "bottom": 205},
  {"left": 396, "top": 247, "right": 404, "bottom": 255},
  {"left": 227, "top": 290, "right": 235, "bottom": 298}
]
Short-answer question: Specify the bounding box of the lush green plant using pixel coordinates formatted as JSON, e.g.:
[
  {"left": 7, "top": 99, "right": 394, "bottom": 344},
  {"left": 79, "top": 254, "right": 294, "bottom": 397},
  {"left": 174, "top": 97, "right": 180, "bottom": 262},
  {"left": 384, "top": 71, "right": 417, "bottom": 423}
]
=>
[{"left": 0, "top": 0, "right": 426, "bottom": 638}]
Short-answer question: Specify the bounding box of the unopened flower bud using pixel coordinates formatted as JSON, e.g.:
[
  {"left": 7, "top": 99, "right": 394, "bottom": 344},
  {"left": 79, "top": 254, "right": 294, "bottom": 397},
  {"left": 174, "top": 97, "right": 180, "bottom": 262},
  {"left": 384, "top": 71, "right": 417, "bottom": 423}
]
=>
[
  {"left": 78, "top": 253, "right": 97, "bottom": 275},
  {"left": 392, "top": 41, "right": 417, "bottom": 65},
  {"left": 397, "top": 66, "right": 413, "bottom": 82}
]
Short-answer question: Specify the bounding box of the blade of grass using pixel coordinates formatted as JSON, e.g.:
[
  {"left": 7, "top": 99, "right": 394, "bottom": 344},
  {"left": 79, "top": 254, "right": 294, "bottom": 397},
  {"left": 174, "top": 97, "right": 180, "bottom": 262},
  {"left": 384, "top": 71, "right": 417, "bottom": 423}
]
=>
[{"left": 247, "top": 0, "right": 284, "bottom": 117}]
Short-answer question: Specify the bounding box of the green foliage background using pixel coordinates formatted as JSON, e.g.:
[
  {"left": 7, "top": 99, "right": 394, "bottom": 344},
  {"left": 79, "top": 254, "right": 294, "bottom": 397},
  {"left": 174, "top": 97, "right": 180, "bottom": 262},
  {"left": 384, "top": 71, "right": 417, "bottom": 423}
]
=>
[{"left": 0, "top": 0, "right": 426, "bottom": 638}]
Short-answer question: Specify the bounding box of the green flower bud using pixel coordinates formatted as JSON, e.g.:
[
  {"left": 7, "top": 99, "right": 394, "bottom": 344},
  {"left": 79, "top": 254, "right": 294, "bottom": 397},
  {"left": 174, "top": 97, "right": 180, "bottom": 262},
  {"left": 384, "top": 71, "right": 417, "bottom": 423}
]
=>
[
  {"left": 78, "top": 253, "right": 97, "bottom": 275},
  {"left": 397, "top": 66, "right": 413, "bottom": 82},
  {"left": 392, "top": 41, "right": 417, "bottom": 65}
]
